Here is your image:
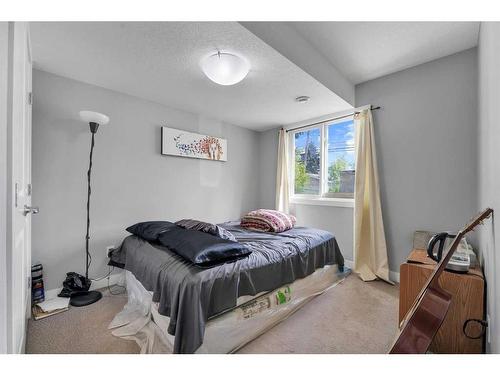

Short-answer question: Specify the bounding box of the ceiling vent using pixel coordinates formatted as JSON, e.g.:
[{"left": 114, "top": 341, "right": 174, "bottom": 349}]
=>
[{"left": 295, "top": 96, "right": 310, "bottom": 103}]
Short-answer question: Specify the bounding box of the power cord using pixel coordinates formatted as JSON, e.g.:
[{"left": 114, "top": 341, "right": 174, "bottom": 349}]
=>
[
  {"left": 89, "top": 266, "right": 126, "bottom": 296},
  {"left": 90, "top": 267, "right": 112, "bottom": 282},
  {"left": 89, "top": 245, "right": 126, "bottom": 295}
]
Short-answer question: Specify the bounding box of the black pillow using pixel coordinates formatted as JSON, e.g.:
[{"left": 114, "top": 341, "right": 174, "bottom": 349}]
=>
[
  {"left": 157, "top": 226, "right": 251, "bottom": 266},
  {"left": 126, "top": 221, "right": 176, "bottom": 242},
  {"left": 175, "top": 219, "right": 236, "bottom": 242}
]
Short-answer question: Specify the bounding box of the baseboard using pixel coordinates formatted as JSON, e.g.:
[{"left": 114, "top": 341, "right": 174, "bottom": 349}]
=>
[
  {"left": 344, "top": 259, "right": 400, "bottom": 283},
  {"left": 390, "top": 270, "right": 400, "bottom": 283},
  {"left": 344, "top": 259, "right": 354, "bottom": 269},
  {"left": 44, "top": 272, "right": 124, "bottom": 301}
]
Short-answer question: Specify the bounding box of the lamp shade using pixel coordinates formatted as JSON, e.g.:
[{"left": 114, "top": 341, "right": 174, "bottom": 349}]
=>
[
  {"left": 201, "top": 52, "right": 250, "bottom": 86},
  {"left": 79, "top": 110, "right": 110, "bottom": 125}
]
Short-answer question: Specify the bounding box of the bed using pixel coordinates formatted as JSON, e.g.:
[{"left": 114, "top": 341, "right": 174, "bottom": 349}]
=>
[{"left": 108, "top": 221, "right": 347, "bottom": 353}]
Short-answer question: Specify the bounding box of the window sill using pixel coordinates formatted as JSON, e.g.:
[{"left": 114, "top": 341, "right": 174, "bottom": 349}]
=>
[{"left": 290, "top": 196, "right": 354, "bottom": 208}]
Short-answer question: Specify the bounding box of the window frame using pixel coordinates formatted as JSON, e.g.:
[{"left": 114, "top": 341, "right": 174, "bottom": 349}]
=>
[{"left": 288, "top": 115, "right": 355, "bottom": 207}]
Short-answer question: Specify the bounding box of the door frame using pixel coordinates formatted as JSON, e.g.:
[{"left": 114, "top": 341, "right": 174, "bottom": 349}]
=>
[
  {"left": 0, "top": 21, "right": 10, "bottom": 354},
  {"left": 0, "top": 21, "right": 32, "bottom": 354}
]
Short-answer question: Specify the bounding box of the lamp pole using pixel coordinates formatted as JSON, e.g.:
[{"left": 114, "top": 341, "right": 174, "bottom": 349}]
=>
[
  {"left": 68, "top": 112, "right": 108, "bottom": 307},
  {"left": 85, "top": 122, "right": 98, "bottom": 279}
]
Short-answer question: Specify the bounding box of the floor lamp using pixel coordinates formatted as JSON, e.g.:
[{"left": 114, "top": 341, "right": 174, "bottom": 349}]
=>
[{"left": 70, "top": 110, "right": 110, "bottom": 307}]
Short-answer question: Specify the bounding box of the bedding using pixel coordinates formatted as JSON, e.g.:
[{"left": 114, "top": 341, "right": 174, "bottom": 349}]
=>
[
  {"left": 126, "top": 221, "right": 176, "bottom": 242},
  {"left": 109, "top": 221, "right": 343, "bottom": 354},
  {"left": 175, "top": 219, "right": 236, "bottom": 241},
  {"left": 123, "top": 220, "right": 248, "bottom": 266},
  {"left": 157, "top": 226, "right": 251, "bottom": 266},
  {"left": 240, "top": 209, "right": 296, "bottom": 232}
]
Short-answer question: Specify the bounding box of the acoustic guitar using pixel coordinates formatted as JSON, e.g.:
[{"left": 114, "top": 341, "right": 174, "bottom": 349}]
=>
[{"left": 389, "top": 208, "right": 493, "bottom": 354}]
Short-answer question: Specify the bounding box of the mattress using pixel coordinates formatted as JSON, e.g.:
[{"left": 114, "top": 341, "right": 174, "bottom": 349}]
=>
[
  {"left": 109, "top": 222, "right": 344, "bottom": 353},
  {"left": 112, "top": 265, "right": 350, "bottom": 353}
]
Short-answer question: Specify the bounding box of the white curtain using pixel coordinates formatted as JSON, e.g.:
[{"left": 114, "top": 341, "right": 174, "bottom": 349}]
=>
[
  {"left": 353, "top": 109, "right": 392, "bottom": 283},
  {"left": 275, "top": 128, "right": 290, "bottom": 214}
]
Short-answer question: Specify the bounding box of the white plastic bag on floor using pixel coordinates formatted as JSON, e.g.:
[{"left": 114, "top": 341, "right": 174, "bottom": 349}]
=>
[{"left": 108, "top": 271, "right": 158, "bottom": 353}]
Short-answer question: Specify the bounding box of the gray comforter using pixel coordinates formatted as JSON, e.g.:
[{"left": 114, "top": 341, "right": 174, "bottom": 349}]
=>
[{"left": 109, "top": 222, "right": 344, "bottom": 353}]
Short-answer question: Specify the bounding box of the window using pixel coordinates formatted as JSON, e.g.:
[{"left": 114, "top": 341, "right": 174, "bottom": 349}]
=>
[
  {"left": 293, "top": 127, "right": 321, "bottom": 195},
  {"left": 291, "top": 116, "right": 355, "bottom": 201}
]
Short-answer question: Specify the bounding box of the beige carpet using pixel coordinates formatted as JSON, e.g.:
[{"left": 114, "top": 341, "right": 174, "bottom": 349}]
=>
[
  {"left": 26, "top": 288, "right": 139, "bottom": 354},
  {"left": 26, "top": 274, "right": 399, "bottom": 354}
]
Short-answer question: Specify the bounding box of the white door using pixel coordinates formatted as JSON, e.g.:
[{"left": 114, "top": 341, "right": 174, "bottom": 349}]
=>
[{"left": 8, "top": 22, "right": 33, "bottom": 354}]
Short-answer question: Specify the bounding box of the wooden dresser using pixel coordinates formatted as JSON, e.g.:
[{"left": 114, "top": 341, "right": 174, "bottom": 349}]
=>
[{"left": 399, "top": 249, "right": 485, "bottom": 353}]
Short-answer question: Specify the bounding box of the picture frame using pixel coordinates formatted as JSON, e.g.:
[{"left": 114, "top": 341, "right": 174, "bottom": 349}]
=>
[{"left": 161, "top": 127, "right": 227, "bottom": 162}]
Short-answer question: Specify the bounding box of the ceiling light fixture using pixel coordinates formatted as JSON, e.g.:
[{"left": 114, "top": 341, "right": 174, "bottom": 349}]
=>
[
  {"left": 295, "top": 96, "right": 310, "bottom": 103},
  {"left": 201, "top": 51, "right": 250, "bottom": 86}
]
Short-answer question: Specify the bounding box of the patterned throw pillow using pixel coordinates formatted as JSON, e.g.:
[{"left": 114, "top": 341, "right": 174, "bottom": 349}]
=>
[
  {"left": 175, "top": 219, "right": 236, "bottom": 242},
  {"left": 240, "top": 209, "right": 296, "bottom": 233}
]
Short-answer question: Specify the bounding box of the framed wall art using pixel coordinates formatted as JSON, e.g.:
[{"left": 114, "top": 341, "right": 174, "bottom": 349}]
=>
[{"left": 161, "top": 127, "right": 227, "bottom": 161}]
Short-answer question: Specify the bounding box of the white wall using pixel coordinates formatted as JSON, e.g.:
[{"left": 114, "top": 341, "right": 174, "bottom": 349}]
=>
[
  {"left": 478, "top": 22, "right": 500, "bottom": 353},
  {"left": 32, "top": 70, "right": 261, "bottom": 290},
  {"left": 356, "top": 48, "right": 478, "bottom": 272}
]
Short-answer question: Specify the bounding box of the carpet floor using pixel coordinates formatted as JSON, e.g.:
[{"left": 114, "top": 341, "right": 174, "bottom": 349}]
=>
[{"left": 26, "top": 274, "right": 399, "bottom": 354}]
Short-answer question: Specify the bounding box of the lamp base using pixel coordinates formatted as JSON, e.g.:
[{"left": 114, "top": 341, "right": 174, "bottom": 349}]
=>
[{"left": 70, "top": 290, "right": 102, "bottom": 307}]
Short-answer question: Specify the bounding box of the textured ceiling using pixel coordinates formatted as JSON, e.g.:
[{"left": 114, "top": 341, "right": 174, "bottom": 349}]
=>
[
  {"left": 290, "top": 22, "right": 480, "bottom": 84},
  {"left": 30, "top": 22, "right": 352, "bottom": 131}
]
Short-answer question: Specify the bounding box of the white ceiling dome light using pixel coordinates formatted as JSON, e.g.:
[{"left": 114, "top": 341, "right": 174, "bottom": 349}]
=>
[{"left": 201, "top": 51, "right": 250, "bottom": 86}]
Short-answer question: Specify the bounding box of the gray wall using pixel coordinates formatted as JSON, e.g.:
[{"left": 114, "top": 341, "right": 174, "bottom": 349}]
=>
[
  {"left": 259, "top": 49, "right": 478, "bottom": 272},
  {"left": 258, "top": 128, "right": 279, "bottom": 209},
  {"left": 356, "top": 48, "right": 478, "bottom": 272},
  {"left": 32, "top": 70, "right": 260, "bottom": 290},
  {"left": 478, "top": 22, "right": 500, "bottom": 353},
  {"left": 32, "top": 48, "right": 481, "bottom": 292},
  {"left": 292, "top": 205, "right": 354, "bottom": 262}
]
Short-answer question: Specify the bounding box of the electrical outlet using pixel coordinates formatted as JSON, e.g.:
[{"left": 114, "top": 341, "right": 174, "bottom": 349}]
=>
[{"left": 106, "top": 245, "right": 115, "bottom": 258}]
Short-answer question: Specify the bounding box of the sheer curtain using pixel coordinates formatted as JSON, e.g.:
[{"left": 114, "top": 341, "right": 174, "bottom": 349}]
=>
[
  {"left": 275, "top": 128, "right": 290, "bottom": 213},
  {"left": 353, "top": 109, "right": 391, "bottom": 283}
]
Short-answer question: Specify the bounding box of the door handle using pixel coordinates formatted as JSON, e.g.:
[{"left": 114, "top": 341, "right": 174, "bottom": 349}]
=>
[{"left": 23, "top": 205, "right": 39, "bottom": 216}]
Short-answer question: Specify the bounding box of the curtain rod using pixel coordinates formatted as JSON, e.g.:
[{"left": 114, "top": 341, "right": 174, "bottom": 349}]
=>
[{"left": 285, "top": 105, "right": 381, "bottom": 133}]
